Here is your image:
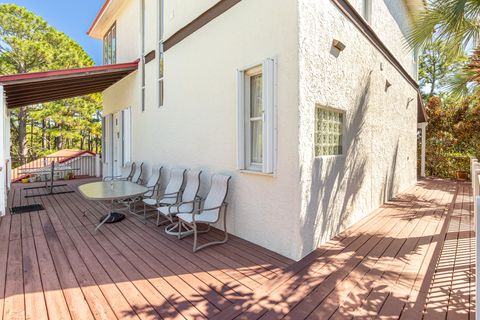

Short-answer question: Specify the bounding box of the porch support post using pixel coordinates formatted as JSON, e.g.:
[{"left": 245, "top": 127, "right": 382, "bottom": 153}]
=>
[
  {"left": 0, "top": 86, "right": 6, "bottom": 216},
  {"left": 95, "top": 154, "right": 101, "bottom": 178},
  {"left": 418, "top": 122, "right": 427, "bottom": 178}
]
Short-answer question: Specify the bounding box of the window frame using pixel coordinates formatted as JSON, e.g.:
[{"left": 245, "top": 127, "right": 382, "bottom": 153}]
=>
[
  {"left": 314, "top": 106, "right": 346, "bottom": 158},
  {"left": 140, "top": 0, "right": 146, "bottom": 112},
  {"left": 103, "top": 23, "right": 117, "bottom": 65},
  {"left": 237, "top": 58, "right": 276, "bottom": 174}
]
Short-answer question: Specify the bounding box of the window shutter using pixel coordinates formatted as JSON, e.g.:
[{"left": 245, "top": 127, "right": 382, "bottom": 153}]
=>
[
  {"left": 122, "top": 107, "right": 132, "bottom": 166},
  {"left": 237, "top": 69, "right": 246, "bottom": 170},
  {"left": 103, "top": 114, "right": 114, "bottom": 176},
  {"left": 262, "top": 58, "right": 275, "bottom": 174}
]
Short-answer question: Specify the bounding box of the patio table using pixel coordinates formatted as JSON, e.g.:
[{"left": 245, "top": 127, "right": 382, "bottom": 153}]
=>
[{"left": 78, "top": 180, "right": 148, "bottom": 231}]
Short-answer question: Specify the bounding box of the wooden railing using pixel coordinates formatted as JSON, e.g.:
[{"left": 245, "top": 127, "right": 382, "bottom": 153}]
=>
[
  {"left": 470, "top": 158, "right": 480, "bottom": 319},
  {"left": 11, "top": 154, "right": 102, "bottom": 182}
]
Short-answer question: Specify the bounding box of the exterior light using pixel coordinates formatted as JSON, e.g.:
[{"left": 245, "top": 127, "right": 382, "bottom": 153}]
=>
[{"left": 332, "top": 39, "right": 346, "bottom": 52}]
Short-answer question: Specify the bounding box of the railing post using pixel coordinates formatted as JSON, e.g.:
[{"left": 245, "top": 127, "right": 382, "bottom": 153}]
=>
[{"left": 95, "top": 154, "right": 101, "bottom": 178}]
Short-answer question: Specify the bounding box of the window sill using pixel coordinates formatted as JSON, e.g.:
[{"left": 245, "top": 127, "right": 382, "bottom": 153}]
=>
[{"left": 239, "top": 170, "right": 275, "bottom": 177}]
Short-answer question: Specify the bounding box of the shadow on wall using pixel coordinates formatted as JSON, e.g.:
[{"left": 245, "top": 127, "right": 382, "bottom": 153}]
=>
[{"left": 299, "top": 72, "right": 372, "bottom": 258}]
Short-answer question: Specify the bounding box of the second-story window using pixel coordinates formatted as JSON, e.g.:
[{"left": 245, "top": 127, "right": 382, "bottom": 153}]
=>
[
  {"left": 362, "top": 0, "right": 372, "bottom": 24},
  {"left": 141, "top": 0, "right": 145, "bottom": 112},
  {"left": 103, "top": 23, "right": 116, "bottom": 65},
  {"left": 158, "top": 0, "right": 164, "bottom": 107}
]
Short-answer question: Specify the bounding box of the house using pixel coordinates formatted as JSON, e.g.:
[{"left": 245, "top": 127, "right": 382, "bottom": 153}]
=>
[
  {"left": 85, "top": 0, "right": 427, "bottom": 261},
  {"left": 10, "top": 149, "right": 99, "bottom": 183}
]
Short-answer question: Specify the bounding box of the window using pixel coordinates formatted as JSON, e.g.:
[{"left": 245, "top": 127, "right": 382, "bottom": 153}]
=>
[
  {"left": 237, "top": 59, "right": 276, "bottom": 173},
  {"left": 314, "top": 107, "right": 344, "bottom": 157},
  {"left": 362, "top": 0, "right": 372, "bottom": 24},
  {"left": 158, "top": 0, "right": 164, "bottom": 107},
  {"left": 103, "top": 23, "right": 116, "bottom": 65},
  {"left": 141, "top": 0, "right": 146, "bottom": 112}
]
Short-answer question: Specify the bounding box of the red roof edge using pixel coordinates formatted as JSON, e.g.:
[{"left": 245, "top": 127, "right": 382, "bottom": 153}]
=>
[
  {"left": 58, "top": 150, "right": 96, "bottom": 164},
  {"left": 0, "top": 59, "right": 139, "bottom": 84},
  {"left": 87, "top": 0, "right": 112, "bottom": 36}
]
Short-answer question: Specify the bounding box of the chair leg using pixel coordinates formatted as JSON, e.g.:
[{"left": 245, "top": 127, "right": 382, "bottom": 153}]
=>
[
  {"left": 192, "top": 222, "right": 198, "bottom": 252},
  {"left": 178, "top": 221, "right": 182, "bottom": 239},
  {"left": 192, "top": 207, "right": 229, "bottom": 252}
]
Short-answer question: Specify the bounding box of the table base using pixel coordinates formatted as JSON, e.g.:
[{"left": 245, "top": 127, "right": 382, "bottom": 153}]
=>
[
  {"left": 100, "top": 212, "right": 125, "bottom": 223},
  {"left": 165, "top": 223, "right": 194, "bottom": 237}
]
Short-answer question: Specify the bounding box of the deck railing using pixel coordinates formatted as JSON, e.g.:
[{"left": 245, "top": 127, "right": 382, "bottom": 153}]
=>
[
  {"left": 470, "top": 158, "right": 479, "bottom": 320},
  {"left": 11, "top": 154, "right": 102, "bottom": 182}
]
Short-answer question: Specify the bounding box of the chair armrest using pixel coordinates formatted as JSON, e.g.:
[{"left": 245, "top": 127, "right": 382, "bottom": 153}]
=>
[
  {"left": 166, "top": 199, "right": 198, "bottom": 214},
  {"left": 162, "top": 191, "right": 181, "bottom": 196},
  {"left": 188, "top": 202, "right": 228, "bottom": 223}
]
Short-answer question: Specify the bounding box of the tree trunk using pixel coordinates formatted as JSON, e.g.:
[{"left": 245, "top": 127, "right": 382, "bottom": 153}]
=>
[
  {"left": 41, "top": 120, "right": 46, "bottom": 150},
  {"left": 17, "top": 107, "right": 28, "bottom": 164}
]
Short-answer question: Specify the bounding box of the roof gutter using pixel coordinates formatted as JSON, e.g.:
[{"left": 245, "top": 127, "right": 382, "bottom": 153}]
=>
[{"left": 87, "top": 0, "right": 112, "bottom": 36}]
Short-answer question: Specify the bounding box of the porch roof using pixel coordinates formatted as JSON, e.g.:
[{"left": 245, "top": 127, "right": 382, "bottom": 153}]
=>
[{"left": 0, "top": 60, "right": 139, "bottom": 109}]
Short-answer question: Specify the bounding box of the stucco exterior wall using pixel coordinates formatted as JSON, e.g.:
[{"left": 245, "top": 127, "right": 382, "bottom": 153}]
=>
[
  {"left": 102, "top": 0, "right": 301, "bottom": 259},
  {"left": 349, "top": 0, "right": 418, "bottom": 78},
  {"left": 296, "top": 0, "right": 418, "bottom": 258}
]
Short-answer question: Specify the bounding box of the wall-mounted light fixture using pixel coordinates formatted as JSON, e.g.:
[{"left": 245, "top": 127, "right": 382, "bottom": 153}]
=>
[{"left": 332, "top": 39, "right": 346, "bottom": 52}]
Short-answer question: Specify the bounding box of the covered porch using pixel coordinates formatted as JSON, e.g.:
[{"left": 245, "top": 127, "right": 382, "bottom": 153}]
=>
[{"left": 0, "top": 177, "right": 474, "bottom": 319}]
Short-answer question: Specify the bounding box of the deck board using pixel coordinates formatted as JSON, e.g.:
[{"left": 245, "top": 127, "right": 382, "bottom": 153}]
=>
[{"left": 1, "top": 178, "right": 475, "bottom": 319}]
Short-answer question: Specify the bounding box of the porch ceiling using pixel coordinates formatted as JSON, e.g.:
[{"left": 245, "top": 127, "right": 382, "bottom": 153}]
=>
[{"left": 0, "top": 60, "right": 139, "bottom": 109}]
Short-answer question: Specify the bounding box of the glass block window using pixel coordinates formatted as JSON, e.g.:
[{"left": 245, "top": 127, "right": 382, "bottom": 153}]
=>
[{"left": 315, "top": 107, "right": 344, "bottom": 156}]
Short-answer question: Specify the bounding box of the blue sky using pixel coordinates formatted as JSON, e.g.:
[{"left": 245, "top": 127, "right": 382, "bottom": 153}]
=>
[{"left": 4, "top": 0, "right": 104, "bottom": 65}]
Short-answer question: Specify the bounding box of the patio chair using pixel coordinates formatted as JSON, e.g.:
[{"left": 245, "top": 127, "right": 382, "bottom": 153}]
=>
[
  {"left": 144, "top": 168, "right": 186, "bottom": 224},
  {"left": 177, "top": 174, "right": 231, "bottom": 252},
  {"left": 157, "top": 169, "right": 202, "bottom": 230},
  {"left": 103, "top": 161, "right": 135, "bottom": 181},
  {"left": 131, "top": 162, "right": 144, "bottom": 184},
  {"left": 128, "top": 166, "right": 162, "bottom": 217}
]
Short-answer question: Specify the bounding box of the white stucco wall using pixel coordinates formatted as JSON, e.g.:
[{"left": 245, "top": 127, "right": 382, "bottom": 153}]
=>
[
  {"left": 100, "top": 0, "right": 418, "bottom": 260},
  {"left": 103, "top": 0, "right": 301, "bottom": 259},
  {"left": 296, "top": 0, "right": 418, "bottom": 258},
  {"left": 349, "top": 0, "right": 418, "bottom": 78}
]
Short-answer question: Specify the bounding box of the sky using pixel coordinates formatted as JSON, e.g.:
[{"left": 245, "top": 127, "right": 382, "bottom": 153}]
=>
[{"left": 4, "top": 0, "right": 105, "bottom": 65}]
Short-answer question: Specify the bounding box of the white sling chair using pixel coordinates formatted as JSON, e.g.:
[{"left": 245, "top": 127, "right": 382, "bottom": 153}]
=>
[
  {"left": 128, "top": 166, "right": 162, "bottom": 217},
  {"left": 158, "top": 169, "right": 202, "bottom": 232},
  {"left": 103, "top": 161, "right": 135, "bottom": 181},
  {"left": 177, "top": 174, "right": 231, "bottom": 252},
  {"left": 147, "top": 168, "right": 185, "bottom": 225},
  {"left": 131, "top": 162, "right": 144, "bottom": 184}
]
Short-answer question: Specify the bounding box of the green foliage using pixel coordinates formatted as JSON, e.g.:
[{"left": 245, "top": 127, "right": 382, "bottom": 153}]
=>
[
  {"left": 419, "top": 40, "right": 467, "bottom": 98},
  {"left": 0, "top": 4, "right": 102, "bottom": 168},
  {"left": 422, "top": 96, "right": 480, "bottom": 178}
]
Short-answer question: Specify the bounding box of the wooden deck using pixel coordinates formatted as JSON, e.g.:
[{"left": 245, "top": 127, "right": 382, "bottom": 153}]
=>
[{"left": 0, "top": 178, "right": 475, "bottom": 319}]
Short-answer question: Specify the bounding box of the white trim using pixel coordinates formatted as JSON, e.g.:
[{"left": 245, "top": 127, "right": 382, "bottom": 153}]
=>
[{"left": 237, "top": 70, "right": 246, "bottom": 169}]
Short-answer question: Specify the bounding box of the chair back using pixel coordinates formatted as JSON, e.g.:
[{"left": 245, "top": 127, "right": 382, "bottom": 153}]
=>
[
  {"left": 144, "top": 166, "right": 162, "bottom": 197},
  {"left": 122, "top": 162, "right": 135, "bottom": 179},
  {"left": 181, "top": 170, "right": 202, "bottom": 203},
  {"left": 131, "top": 162, "right": 144, "bottom": 183},
  {"left": 164, "top": 168, "right": 186, "bottom": 196},
  {"left": 199, "top": 175, "right": 231, "bottom": 222}
]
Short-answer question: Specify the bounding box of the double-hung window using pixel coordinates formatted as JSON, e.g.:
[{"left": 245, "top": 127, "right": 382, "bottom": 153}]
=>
[
  {"left": 237, "top": 59, "right": 276, "bottom": 174},
  {"left": 103, "top": 23, "right": 116, "bottom": 65},
  {"left": 158, "top": 0, "right": 164, "bottom": 107}
]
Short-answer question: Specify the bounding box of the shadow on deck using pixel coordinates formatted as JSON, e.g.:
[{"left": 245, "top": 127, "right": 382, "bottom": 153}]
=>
[{"left": 0, "top": 177, "right": 474, "bottom": 319}]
